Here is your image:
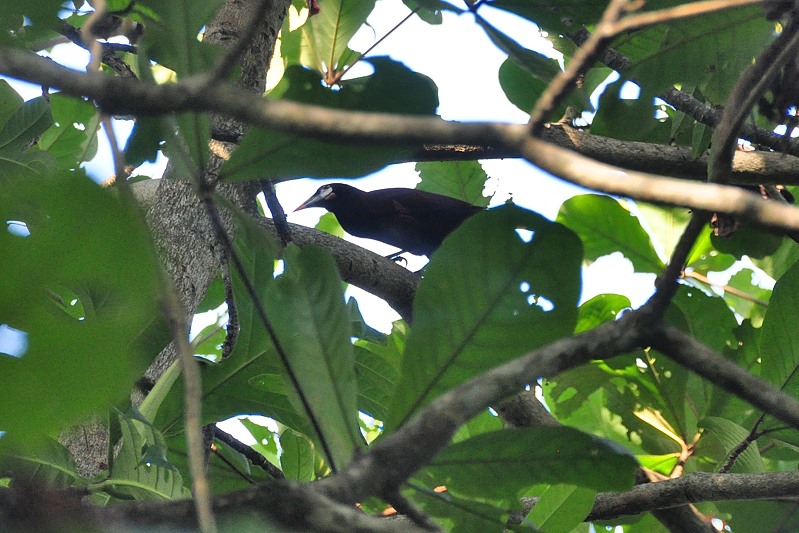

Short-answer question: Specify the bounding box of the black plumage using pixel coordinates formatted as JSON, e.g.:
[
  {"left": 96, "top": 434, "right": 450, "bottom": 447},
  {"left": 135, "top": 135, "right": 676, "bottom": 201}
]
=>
[{"left": 294, "top": 183, "right": 483, "bottom": 257}]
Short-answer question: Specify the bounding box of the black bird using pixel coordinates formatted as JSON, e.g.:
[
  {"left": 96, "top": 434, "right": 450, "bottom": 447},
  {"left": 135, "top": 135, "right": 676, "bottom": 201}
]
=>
[{"left": 295, "top": 183, "right": 483, "bottom": 257}]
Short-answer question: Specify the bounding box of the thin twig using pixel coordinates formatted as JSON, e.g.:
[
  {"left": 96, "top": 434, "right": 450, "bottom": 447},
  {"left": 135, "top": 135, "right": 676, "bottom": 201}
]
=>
[
  {"left": 210, "top": 443, "right": 256, "bottom": 484},
  {"left": 214, "top": 426, "right": 285, "bottom": 479},
  {"left": 611, "top": 0, "right": 766, "bottom": 35},
  {"left": 649, "top": 212, "right": 710, "bottom": 315},
  {"left": 100, "top": 115, "right": 133, "bottom": 200},
  {"left": 683, "top": 269, "right": 770, "bottom": 307},
  {"left": 385, "top": 490, "right": 442, "bottom": 532},
  {"left": 161, "top": 284, "right": 217, "bottom": 533},
  {"left": 80, "top": 0, "right": 107, "bottom": 73},
  {"left": 651, "top": 324, "right": 799, "bottom": 431},
  {"left": 220, "top": 253, "right": 239, "bottom": 359},
  {"left": 331, "top": 7, "right": 420, "bottom": 85},
  {"left": 259, "top": 179, "right": 292, "bottom": 246},
  {"left": 528, "top": 0, "right": 631, "bottom": 136}
]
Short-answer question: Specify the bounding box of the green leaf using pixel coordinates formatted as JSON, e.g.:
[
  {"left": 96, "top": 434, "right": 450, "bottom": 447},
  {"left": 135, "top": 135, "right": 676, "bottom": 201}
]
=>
[
  {"left": 264, "top": 244, "right": 363, "bottom": 469},
  {"left": 196, "top": 275, "right": 226, "bottom": 313},
  {"left": 699, "top": 416, "right": 765, "bottom": 473},
  {"left": 478, "top": 17, "right": 591, "bottom": 116},
  {"left": 353, "top": 341, "right": 401, "bottom": 422},
  {"left": 415, "top": 160, "right": 492, "bottom": 207},
  {"left": 155, "top": 219, "right": 361, "bottom": 470},
  {"left": 0, "top": 80, "right": 24, "bottom": 125},
  {"left": 153, "top": 216, "right": 301, "bottom": 434},
  {"left": 425, "top": 427, "right": 638, "bottom": 500},
  {"left": 593, "top": 83, "right": 671, "bottom": 144},
  {"left": 407, "top": 485, "right": 519, "bottom": 533},
  {"left": 38, "top": 93, "right": 100, "bottom": 170},
  {"left": 124, "top": 116, "right": 165, "bottom": 166},
  {"left": 528, "top": 484, "right": 596, "bottom": 533},
  {"left": 489, "top": 0, "right": 607, "bottom": 37},
  {"left": 557, "top": 194, "right": 664, "bottom": 273},
  {"left": 104, "top": 409, "right": 190, "bottom": 500},
  {"left": 1, "top": 437, "right": 82, "bottom": 488},
  {"left": 136, "top": 0, "right": 224, "bottom": 77},
  {"left": 624, "top": 7, "right": 772, "bottom": 104},
  {"left": 0, "top": 173, "right": 165, "bottom": 441},
  {"left": 711, "top": 224, "right": 785, "bottom": 260},
  {"left": 388, "top": 205, "right": 582, "bottom": 430},
  {"left": 240, "top": 418, "right": 280, "bottom": 467},
  {"left": 0, "top": 96, "right": 51, "bottom": 153},
  {"left": 403, "top": 0, "right": 463, "bottom": 24},
  {"left": 280, "top": 429, "right": 315, "bottom": 481},
  {"left": 222, "top": 59, "right": 437, "bottom": 181},
  {"left": 760, "top": 260, "right": 799, "bottom": 395},
  {"left": 576, "top": 294, "right": 631, "bottom": 334},
  {"left": 0, "top": 95, "right": 56, "bottom": 177},
  {"left": 300, "top": 0, "right": 376, "bottom": 76},
  {"left": 722, "top": 269, "right": 770, "bottom": 326}
]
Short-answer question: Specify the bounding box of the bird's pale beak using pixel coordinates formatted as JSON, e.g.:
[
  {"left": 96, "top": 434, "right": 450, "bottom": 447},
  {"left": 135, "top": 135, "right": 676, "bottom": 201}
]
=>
[
  {"left": 294, "top": 194, "right": 321, "bottom": 212},
  {"left": 294, "top": 187, "right": 332, "bottom": 212}
]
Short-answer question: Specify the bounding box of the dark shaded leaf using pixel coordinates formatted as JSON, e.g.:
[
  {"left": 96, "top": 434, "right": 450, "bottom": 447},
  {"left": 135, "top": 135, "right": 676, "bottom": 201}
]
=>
[
  {"left": 222, "top": 59, "right": 437, "bottom": 181},
  {"left": 388, "top": 205, "right": 582, "bottom": 430},
  {"left": 425, "top": 427, "right": 638, "bottom": 499},
  {"left": 0, "top": 173, "right": 164, "bottom": 442}
]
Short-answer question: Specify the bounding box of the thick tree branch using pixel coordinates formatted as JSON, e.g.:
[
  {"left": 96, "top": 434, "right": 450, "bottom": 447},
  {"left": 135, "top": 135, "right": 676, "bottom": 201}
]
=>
[
  {"left": 589, "top": 471, "right": 799, "bottom": 521},
  {"left": 315, "top": 309, "right": 651, "bottom": 504},
  {"left": 517, "top": 136, "right": 799, "bottom": 234},
  {"left": 651, "top": 324, "right": 799, "bottom": 430}
]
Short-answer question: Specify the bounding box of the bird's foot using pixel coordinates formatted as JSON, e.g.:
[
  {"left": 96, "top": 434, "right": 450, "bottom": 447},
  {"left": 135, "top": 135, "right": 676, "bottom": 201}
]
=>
[{"left": 386, "top": 251, "right": 408, "bottom": 265}]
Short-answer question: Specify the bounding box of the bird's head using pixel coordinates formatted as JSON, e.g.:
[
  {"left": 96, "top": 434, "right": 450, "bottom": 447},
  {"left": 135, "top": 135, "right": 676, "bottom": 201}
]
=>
[{"left": 294, "top": 183, "right": 357, "bottom": 211}]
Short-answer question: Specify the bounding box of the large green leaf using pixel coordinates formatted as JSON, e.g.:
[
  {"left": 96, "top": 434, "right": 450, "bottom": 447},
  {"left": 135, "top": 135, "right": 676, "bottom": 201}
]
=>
[
  {"left": 280, "top": 429, "right": 315, "bottom": 481},
  {"left": 263, "top": 244, "right": 363, "bottom": 469},
  {"left": 0, "top": 173, "right": 164, "bottom": 441},
  {"left": 221, "top": 59, "right": 437, "bottom": 181},
  {"left": 415, "top": 160, "right": 492, "bottom": 207},
  {"left": 155, "top": 219, "right": 361, "bottom": 471},
  {"left": 624, "top": 7, "right": 772, "bottom": 104},
  {"left": 557, "top": 194, "right": 664, "bottom": 273},
  {"left": 424, "top": 427, "right": 638, "bottom": 500},
  {"left": 0, "top": 437, "right": 82, "bottom": 488},
  {"left": 591, "top": 81, "right": 670, "bottom": 144},
  {"left": 407, "top": 484, "right": 522, "bottom": 533},
  {"left": 137, "top": 0, "right": 224, "bottom": 77},
  {"left": 760, "top": 260, "right": 799, "bottom": 396},
  {"left": 387, "top": 205, "right": 582, "bottom": 430},
  {"left": 353, "top": 330, "right": 403, "bottom": 421},
  {"left": 0, "top": 95, "right": 55, "bottom": 178}
]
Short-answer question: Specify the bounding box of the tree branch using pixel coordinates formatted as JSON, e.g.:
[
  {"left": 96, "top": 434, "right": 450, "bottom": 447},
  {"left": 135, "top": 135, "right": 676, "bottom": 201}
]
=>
[
  {"left": 588, "top": 471, "right": 799, "bottom": 521},
  {"left": 651, "top": 324, "right": 799, "bottom": 430}
]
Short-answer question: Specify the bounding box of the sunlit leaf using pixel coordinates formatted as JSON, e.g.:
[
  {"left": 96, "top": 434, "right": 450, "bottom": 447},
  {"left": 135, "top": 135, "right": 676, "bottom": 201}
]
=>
[
  {"left": 416, "top": 160, "right": 492, "bottom": 207},
  {"left": 557, "top": 194, "right": 663, "bottom": 273}
]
